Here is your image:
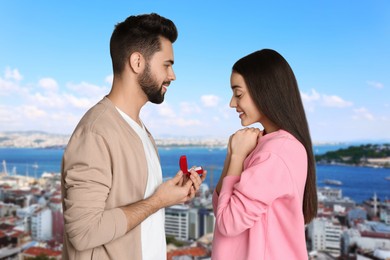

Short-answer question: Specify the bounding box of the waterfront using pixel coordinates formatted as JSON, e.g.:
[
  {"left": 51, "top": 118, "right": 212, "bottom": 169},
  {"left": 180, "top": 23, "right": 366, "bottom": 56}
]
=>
[
  {"left": 1, "top": 145, "right": 390, "bottom": 259},
  {"left": 1, "top": 146, "right": 389, "bottom": 204}
]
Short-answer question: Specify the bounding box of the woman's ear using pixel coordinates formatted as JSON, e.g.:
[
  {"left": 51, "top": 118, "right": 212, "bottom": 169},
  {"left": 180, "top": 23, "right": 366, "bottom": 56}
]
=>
[{"left": 129, "top": 52, "right": 145, "bottom": 74}]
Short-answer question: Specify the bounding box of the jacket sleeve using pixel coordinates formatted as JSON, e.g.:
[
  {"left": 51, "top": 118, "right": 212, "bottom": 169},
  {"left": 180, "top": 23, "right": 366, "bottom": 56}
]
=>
[
  {"left": 62, "top": 131, "right": 127, "bottom": 251},
  {"left": 216, "top": 152, "right": 293, "bottom": 237}
]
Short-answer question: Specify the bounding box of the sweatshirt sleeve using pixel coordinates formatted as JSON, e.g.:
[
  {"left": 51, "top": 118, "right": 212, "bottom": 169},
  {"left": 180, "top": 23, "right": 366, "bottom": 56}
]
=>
[
  {"left": 62, "top": 131, "right": 127, "bottom": 251},
  {"left": 212, "top": 175, "right": 241, "bottom": 214},
  {"left": 212, "top": 190, "right": 219, "bottom": 214},
  {"left": 216, "top": 152, "right": 293, "bottom": 237}
]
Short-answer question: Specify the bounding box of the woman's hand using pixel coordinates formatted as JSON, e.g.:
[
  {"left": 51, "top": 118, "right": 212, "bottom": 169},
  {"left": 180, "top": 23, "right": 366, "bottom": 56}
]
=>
[
  {"left": 226, "top": 127, "right": 261, "bottom": 177},
  {"left": 230, "top": 127, "right": 261, "bottom": 158}
]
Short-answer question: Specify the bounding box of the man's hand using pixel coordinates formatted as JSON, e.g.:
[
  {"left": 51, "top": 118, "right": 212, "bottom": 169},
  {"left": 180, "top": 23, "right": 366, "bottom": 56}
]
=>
[
  {"left": 120, "top": 168, "right": 208, "bottom": 233},
  {"left": 177, "top": 168, "right": 207, "bottom": 195},
  {"left": 153, "top": 171, "right": 195, "bottom": 208},
  {"left": 188, "top": 168, "right": 207, "bottom": 194}
]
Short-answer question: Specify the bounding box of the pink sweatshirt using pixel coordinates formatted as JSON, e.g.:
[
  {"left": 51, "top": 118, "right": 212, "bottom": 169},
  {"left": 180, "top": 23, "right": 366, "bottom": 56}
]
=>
[{"left": 212, "top": 129, "right": 308, "bottom": 260}]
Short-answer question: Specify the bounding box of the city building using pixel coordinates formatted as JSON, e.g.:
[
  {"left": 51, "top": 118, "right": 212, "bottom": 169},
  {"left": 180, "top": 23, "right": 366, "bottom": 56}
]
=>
[
  {"left": 0, "top": 201, "right": 20, "bottom": 218},
  {"left": 318, "top": 186, "right": 342, "bottom": 200},
  {"left": 198, "top": 208, "right": 215, "bottom": 238},
  {"left": 308, "top": 217, "right": 343, "bottom": 258},
  {"left": 341, "top": 222, "right": 390, "bottom": 258},
  {"left": 31, "top": 207, "right": 52, "bottom": 241},
  {"left": 166, "top": 204, "right": 191, "bottom": 241},
  {"left": 380, "top": 201, "right": 390, "bottom": 224},
  {"left": 49, "top": 197, "right": 63, "bottom": 244},
  {"left": 347, "top": 207, "right": 367, "bottom": 227}
]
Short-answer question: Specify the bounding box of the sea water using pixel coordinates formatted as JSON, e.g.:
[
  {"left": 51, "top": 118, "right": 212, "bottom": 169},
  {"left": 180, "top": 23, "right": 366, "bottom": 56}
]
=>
[{"left": 1, "top": 146, "right": 389, "bottom": 204}]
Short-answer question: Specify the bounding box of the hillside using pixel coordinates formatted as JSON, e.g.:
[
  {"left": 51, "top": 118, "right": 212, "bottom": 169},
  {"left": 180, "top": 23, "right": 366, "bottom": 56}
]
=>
[{"left": 315, "top": 144, "right": 390, "bottom": 168}]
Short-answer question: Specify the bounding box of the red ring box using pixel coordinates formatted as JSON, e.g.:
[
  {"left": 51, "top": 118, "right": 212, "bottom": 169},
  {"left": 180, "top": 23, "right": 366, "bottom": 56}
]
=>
[{"left": 179, "top": 155, "right": 203, "bottom": 175}]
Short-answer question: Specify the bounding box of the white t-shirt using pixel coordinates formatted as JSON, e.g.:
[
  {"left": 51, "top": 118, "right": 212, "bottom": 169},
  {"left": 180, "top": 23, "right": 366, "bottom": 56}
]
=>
[{"left": 117, "top": 108, "right": 166, "bottom": 260}]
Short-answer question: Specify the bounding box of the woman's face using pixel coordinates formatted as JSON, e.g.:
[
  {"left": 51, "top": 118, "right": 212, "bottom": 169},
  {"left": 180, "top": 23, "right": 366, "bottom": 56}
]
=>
[{"left": 229, "top": 71, "right": 263, "bottom": 126}]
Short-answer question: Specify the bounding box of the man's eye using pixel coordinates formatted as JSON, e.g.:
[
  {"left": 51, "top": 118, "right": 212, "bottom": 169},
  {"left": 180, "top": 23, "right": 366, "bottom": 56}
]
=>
[{"left": 235, "top": 94, "right": 242, "bottom": 98}]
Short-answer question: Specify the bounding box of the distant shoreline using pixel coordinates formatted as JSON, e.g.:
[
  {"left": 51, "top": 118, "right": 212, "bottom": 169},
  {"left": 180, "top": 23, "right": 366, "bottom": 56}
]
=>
[
  {"left": 315, "top": 143, "right": 390, "bottom": 169},
  {"left": 2, "top": 131, "right": 390, "bottom": 149},
  {"left": 316, "top": 161, "right": 390, "bottom": 169},
  {"left": 0, "top": 143, "right": 228, "bottom": 149}
]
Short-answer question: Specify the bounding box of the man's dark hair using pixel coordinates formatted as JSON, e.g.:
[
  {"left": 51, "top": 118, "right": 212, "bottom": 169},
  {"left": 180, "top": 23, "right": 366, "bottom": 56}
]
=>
[{"left": 110, "top": 13, "right": 178, "bottom": 74}]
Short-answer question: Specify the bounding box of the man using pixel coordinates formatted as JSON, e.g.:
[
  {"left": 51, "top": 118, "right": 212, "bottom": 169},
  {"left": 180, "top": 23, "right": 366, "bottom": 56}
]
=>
[{"left": 61, "top": 13, "right": 206, "bottom": 260}]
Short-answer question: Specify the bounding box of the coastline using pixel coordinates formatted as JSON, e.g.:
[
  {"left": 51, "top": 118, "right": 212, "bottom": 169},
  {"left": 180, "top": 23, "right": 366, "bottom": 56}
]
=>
[{"left": 316, "top": 161, "right": 390, "bottom": 169}]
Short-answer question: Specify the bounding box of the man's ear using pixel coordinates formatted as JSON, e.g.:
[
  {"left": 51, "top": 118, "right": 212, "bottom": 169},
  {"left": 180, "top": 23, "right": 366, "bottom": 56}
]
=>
[{"left": 129, "top": 52, "right": 145, "bottom": 74}]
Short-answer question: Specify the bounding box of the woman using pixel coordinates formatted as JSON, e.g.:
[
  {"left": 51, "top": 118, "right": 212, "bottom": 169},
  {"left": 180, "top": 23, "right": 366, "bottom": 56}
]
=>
[{"left": 212, "top": 49, "right": 317, "bottom": 259}]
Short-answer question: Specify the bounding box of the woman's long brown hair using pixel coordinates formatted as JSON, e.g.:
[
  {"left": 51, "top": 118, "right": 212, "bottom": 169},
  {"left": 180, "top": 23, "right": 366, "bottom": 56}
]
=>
[{"left": 233, "top": 49, "right": 318, "bottom": 223}]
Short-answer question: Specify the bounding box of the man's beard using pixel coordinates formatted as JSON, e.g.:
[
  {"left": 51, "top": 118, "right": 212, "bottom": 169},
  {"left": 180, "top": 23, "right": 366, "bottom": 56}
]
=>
[{"left": 139, "top": 63, "right": 166, "bottom": 104}]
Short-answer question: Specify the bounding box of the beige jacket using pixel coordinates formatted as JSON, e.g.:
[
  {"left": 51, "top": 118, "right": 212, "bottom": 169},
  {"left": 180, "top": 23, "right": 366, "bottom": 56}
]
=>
[{"left": 62, "top": 97, "right": 158, "bottom": 259}]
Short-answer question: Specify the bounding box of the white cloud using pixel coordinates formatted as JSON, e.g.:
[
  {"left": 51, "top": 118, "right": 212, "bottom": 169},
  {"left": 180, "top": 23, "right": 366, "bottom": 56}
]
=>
[
  {"left": 105, "top": 74, "right": 113, "bottom": 84},
  {"left": 201, "top": 95, "right": 220, "bottom": 107},
  {"left": 0, "top": 77, "right": 22, "bottom": 96},
  {"left": 141, "top": 102, "right": 205, "bottom": 132},
  {"left": 157, "top": 103, "right": 176, "bottom": 118},
  {"left": 3, "top": 66, "right": 387, "bottom": 141},
  {"left": 0, "top": 67, "right": 29, "bottom": 97},
  {"left": 301, "top": 88, "right": 352, "bottom": 110},
  {"left": 0, "top": 105, "right": 18, "bottom": 124},
  {"left": 179, "top": 102, "right": 202, "bottom": 114},
  {"left": 0, "top": 67, "right": 111, "bottom": 133},
  {"left": 172, "top": 118, "right": 202, "bottom": 127},
  {"left": 352, "top": 107, "right": 374, "bottom": 121},
  {"left": 4, "top": 67, "right": 23, "bottom": 81},
  {"left": 367, "top": 80, "right": 384, "bottom": 89},
  {"left": 322, "top": 94, "right": 353, "bottom": 108},
  {"left": 19, "top": 105, "right": 47, "bottom": 119},
  {"left": 64, "top": 94, "right": 95, "bottom": 109},
  {"left": 39, "top": 78, "right": 59, "bottom": 92},
  {"left": 301, "top": 89, "right": 321, "bottom": 102},
  {"left": 31, "top": 92, "right": 66, "bottom": 108},
  {"left": 301, "top": 89, "right": 321, "bottom": 112},
  {"left": 66, "top": 81, "right": 109, "bottom": 98}
]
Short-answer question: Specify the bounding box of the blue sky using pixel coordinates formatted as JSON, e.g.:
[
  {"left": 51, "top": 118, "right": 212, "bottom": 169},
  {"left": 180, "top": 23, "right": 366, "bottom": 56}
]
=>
[{"left": 1, "top": 1, "right": 389, "bottom": 143}]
